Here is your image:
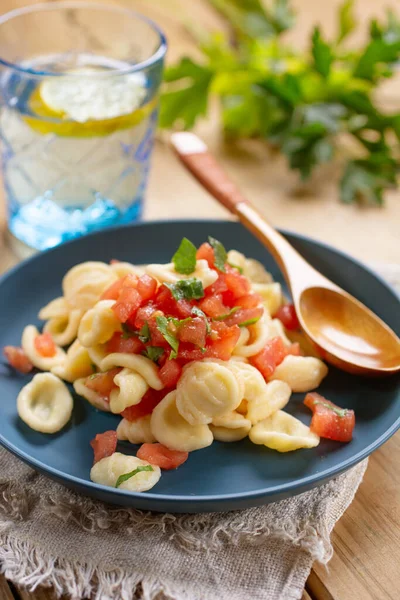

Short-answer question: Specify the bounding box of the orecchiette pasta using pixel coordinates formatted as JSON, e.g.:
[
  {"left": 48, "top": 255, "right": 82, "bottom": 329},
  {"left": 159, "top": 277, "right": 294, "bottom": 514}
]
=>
[
  {"left": 100, "top": 353, "right": 163, "bottom": 390},
  {"left": 233, "top": 314, "right": 271, "bottom": 357},
  {"left": 266, "top": 318, "right": 292, "bottom": 347},
  {"left": 251, "top": 283, "right": 283, "bottom": 318},
  {"left": 43, "top": 308, "right": 83, "bottom": 347},
  {"left": 90, "top": 453, "right": 161, "bottom": 492},
  {"left": 73, "top": 377, "right": 111, "bottom": 412},
  {"left": 227, "top": 250, "right": 273, "bottom": 283},
  {"left": 109, "top": 368, "right": 148, "bottom": 414},
  {"left": 249, "top": 410, "right": 320, "bottom": 452},
  {"left": 270, "top": 355, "right": 328, "bottom": 392},
  {"left": 87, "top": 344, "right": 108, "bottom": 369},
  {"left": 117, "top": 415, "right": 156, "bottom": 444},
  {"left": 38, "top": 297, "right": 69, "bottom": 320},
  {"left": 22, "top": 325, "right": 66, "bottom": 371},
  {"left": 110, "top": 261, "right": 145, "bottom": 278},
  {"left": 210, "top": 411, "right": 251, "bottom": 442},
  {"left": 176, "top": 360, "right": 242, "bottom": 425},
  {"left": 51, "top": 339, "right": 93, "bottom": 383},
  {"left": 145, "top": 259, "right": 218, "bottom": 289},
  {"left": 62, "top": 261, "right": 117, "bottom": 311},
  {"left": 78, "top": 300, "right": 121, "bottom": 347},
  {"left": 17, "top": 373, "right": 73, "bottom": 433},
  {"left": 151, "top": 391, "right": 213, "bottom": 452}
]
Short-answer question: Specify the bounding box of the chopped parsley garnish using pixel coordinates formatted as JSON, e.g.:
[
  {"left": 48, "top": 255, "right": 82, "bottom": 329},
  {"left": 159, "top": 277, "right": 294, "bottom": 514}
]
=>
[
  {"left": 156, "top": 315, "right": 179, "bottom": 358},
  {"left": 239, "top": 316, "right": 262, "bottom": 327},
  {"left": 143, "top": 346, "right": 165, "bottom": 362},
  {"left": 172, "top": 237, "right": 197, "bottom": 275},
  {"left": 138, "top": 322, "right": 151, "bottom": 343},
  {"left": 191, "top": 306, "right": 211, "bottom": 334},
  {"left": 313, "top": 400, "right": 349, "bottom": 418},
  {"left": 121, "top": 323, "right": 135, "bottom": 339},
  {"left": 208, "top": 237, "right": 227, "bottom": 272},
  {"left": 213, "top": 307, "right": 240, "bottom": 321},
  {"left": 227, "top": 262, "right": 243, "bottom": 274},
  {"left": 115, "top": 465, "right": 154, "bottom": 488},
  {"left": 165, "top": 278, "right": 204, "bottom": 301}
]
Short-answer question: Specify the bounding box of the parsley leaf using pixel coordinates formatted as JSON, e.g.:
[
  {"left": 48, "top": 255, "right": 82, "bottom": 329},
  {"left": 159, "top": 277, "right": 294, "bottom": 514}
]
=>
[
  {"left": 208, "top": 237, "right": 227, "bottom": 272},
  {"left": 213, "top": 307, "right": 240, "bottom": 321},
  {"left": 239, "top": 315, "right": 262, "bottom": 326},
  {"left": 191, "top": 306, "right": 211, "bottom": 334},
  {"left": 227, "top": 262, "right": 244, "bottom": 274},
  {"left": 143, "top": 346, "right": 165, "bottom": 362},
  {"left": 165, "top": 279, "right": 205, "bottom": 301},
  {"left": 311, "top": 27, "right": 333, "bottom": 78},
  {"left": 172, "top": 238, "right": 197, "bottom": 275},
  {"left": 156, "top": 316, "right": 179, "bottom": 358},
  {"left": 138, "top": 322, "right": 151, "bottom": 343},
  {"left": 121, "top": 323, "right": 135, "bottom": 339},
  {"left": 115, "top": 465, "right": 154, "bottom": 488}
]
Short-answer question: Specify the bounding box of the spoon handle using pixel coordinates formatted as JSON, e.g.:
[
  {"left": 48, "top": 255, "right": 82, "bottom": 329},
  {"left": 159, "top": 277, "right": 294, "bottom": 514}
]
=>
[{"left": 170, "top": 132, "right": 318, "bottom": 291}]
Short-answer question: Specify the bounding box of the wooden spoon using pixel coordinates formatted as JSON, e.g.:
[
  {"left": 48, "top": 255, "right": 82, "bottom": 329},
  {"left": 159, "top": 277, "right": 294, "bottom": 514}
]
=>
[{"left": 170, "top": 132, "right": 400, "bottom": 376}]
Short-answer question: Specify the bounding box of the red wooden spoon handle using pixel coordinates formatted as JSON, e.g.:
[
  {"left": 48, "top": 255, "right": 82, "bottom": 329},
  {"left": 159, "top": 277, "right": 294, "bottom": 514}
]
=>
[{"left": 170, "top": 132, "right": 249, "bottom": 214}]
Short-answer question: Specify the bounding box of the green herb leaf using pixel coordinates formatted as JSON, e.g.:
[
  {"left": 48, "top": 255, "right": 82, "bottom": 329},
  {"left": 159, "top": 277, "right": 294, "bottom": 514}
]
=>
[
  {"left": 227, "top": 262, "right": 244, "bottom": 274},
  {"left": 138, "top": 322, "right": 151, "bottom": 344},
  {"left": 121, "top": 323, "right": 135, "bottom": 339},
  {"left": 165, "top": 279, "right": 205, "bottom": 301},
  {"left": 337, "top": 0, "right": 355, "bottom": 44},
  {"left": 213, "top": 307, "right": 240, "bottom": 321},
  {"left": 354, "top": 38, "right": 400, "bottom": 80},
  {"left": 191, "top": 307, "right": 211, "bottom": 334},
  {"left": 311, "top": 27, "right": 333, "bottom": 78},
  {"left": 115, "top": 465, "right": 154, "bottom": 488},
  {"left": 143, "top": 346, "right": 165, "bottom": 362},
  {"left": 239, "top": 315, "right": 262, "bottom": 327},
  {"left": 156, "top": 316, "right": 180, "bottom": 359},
  {"left": 172, "top": 238, "right": 197, "bottom": 275},
  {"left": 312, "top": 400, "right": 349, "bottom": 417},
  {"left": 208, "top": 237, "right": 227, "bottom": 272}
]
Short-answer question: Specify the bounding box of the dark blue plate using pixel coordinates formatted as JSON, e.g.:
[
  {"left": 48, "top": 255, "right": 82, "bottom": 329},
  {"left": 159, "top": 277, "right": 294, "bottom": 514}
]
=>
[{"left": 0, "top": 220, "right": 399, "bottom": 513}]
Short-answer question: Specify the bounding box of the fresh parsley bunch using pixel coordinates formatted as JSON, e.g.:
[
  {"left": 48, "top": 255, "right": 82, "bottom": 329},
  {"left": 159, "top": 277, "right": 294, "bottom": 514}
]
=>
[{"left": 160, "top": 0, "right": 400, "bottom": 205}]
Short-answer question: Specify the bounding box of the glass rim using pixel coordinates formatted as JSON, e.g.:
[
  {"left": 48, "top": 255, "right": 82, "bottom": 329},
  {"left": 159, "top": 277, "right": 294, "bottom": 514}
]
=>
[{"left": 0, "top": 1, "right": 167, "bottom": 78}]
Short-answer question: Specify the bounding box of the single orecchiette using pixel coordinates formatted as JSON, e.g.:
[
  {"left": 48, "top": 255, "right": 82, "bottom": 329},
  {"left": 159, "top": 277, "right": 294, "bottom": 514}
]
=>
[
  {"left": 109, "top": 368, "right": 148, "bottom": 414},
  {"left": 210, "top": 411, "right": 251, "bottom": 442},
  {"left": 100, "top": 353, "right": 163, "bottom": 390},
  {"left": 38, "top": 297, "right": 69, "bottom": 320},
  {"left": 233, "top": 314, "right": 271, "bottom": 357},
  {"left": 43, "top": 308, "right": 83, "bottom": 347},
  {"left": 17, "top": 373, "right": 73, "bottom": 433},
  {"left": 110, "top": 261, "right": 145, "bottom": 278},
  {"left": 270, "top": 355, "right": 328, "bottom": 392},
  {"left": 87, "top": 344, "right": 108, "bottom": 369},
  {"left": 145, "top": 259, "right": 218, "bottom": 289},
  {"left": 266, "top": 318, "right": 292, "bottom": 347},
  {"left": 78, "top": 300, "right": 121, "bottom": 348},
  {"left": 73, "top": 377, "right": 111, "bottom": 412},
  {"left": 227, "top": 250, "right": 273, "bottom": 284},
  {"left": 62, "top": 262, "right": 118, "bottom": 311},
  {"left": 117, "top": 415, "right": 156, "bottom": 444},
  {"left": 251, "top": 283, "right": 283, "bottom": 318},
  {"left": 249, "top": 410, "right": 320, "bottom": 452},
  {"left": 22, "top": 325, "right": 66, "bottom": 371},
  {"left": 52, "top": 339, "right": 93, "bottom": 383},
  {"left": 151, "top": 391, "right": 213, "bottom": 452},
  {"left": 176, "top": 360, "right": 242, "bottom": 425},
  {"left": 90, "top": 453, "right": 161, "bottom": 492}
]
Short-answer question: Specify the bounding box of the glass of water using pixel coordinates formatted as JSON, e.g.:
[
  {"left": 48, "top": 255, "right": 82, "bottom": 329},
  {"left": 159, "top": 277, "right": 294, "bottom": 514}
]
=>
[{"left": 0, "top": 2, "right": 166, "bottom": 251}]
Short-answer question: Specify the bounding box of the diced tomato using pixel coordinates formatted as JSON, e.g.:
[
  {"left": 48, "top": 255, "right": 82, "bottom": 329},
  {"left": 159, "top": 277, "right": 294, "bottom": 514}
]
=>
[
  {"left": 147, "top": 316, "right": 170, "bottom": 347},
  {"left": 112, "top": 287, "right": 141, "bottom": 323},
  {"left": 198, "top": 295, "right": 228, "bottom": 318},
  {"left": 176, "top": 343, "right": 206, "bottom": 364},
  {"left": 250, "top": 336, "right": 288, "bottom": 379},
  {"left": 121, "top": 388, "right": 169, "bottom": 420},
  {"left": 206, "top": 272, "right": 228, "bottom": 296},
  {"left": 34, "top": 333, "right": 57, "bottom": 358},
  {"left": 221, "top": 290, "right": 236, "bottom": 307},
  {"left": 137, "top": 443, "right": 188, "bottom": 470},
  {"left": 177, "top": 317, "right": 207, "bottom": 347},
  {"left": 304, "top": 392, "right": 355, "bottom": 442},
  {"left": 155, "top": 285, "right": 193, "bottom": 319},
  {"left": 274, "top": 303, "right": 300, "bottom": 331},
  {"left": 288, "top": 342, "right": 302, "bottom": 356},
  {"left": 159, "top": 359, "right": 182, "bottom": 388},
  {"left": 106, "top": 332, "right": 143, "bottom": 355},
  {"left": 137, "top": 274, "right": 158, "bottom": 302},
  {"left": 225, "top": 265, "right": 251, "bottom": 298},
  {"left": 132, "top": 304, "right": 160, "bottom": 329},
  {"left": 85, "top": 368, "right": 121, "bottom": 399},
  {"left": 206, "top": 322, "right": 241, "bottom": 361},
  {"left": 235, "top": 293, "right": 263, "bottom": 309},
  {"left": 110, "top": 259, "right": 120, "bottom": 264},
  {"left": 224, "top": 307, "right": 264, "bottom": 327},
  {"left": 90, "top": 430, "right": 117, "bottom": 464},
  {"left": 3, "top": 346, "right": 33, "bottom": 374},
  {"left": 196, "top": 242, "right": 215, "bottom": 268},
  {"left": 101, "top": 274, "right": 138, "bottom": 301}
]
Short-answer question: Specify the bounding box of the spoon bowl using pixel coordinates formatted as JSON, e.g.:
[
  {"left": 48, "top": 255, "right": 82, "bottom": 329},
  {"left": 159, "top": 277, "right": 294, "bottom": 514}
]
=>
[{"left": 171, "top": 132, "right": 400, "bottom": 377}]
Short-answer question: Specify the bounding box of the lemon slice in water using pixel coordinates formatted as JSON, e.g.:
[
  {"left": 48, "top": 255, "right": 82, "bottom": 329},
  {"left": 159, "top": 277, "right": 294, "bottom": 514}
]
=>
[{"left": 24, "top": 69, "right": 156, "bottom": 137}]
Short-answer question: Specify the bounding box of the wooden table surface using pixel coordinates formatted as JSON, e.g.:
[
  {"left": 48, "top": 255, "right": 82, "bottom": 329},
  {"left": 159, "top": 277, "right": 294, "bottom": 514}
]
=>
[{"left": 0, "top": 1, "right": 399, "bottom": 599}]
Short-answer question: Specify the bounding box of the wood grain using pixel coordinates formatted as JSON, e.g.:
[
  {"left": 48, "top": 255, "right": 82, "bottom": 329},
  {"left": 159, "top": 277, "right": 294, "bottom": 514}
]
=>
[{"left": 0, "top": 1, "right": 399, "bottom": 600}]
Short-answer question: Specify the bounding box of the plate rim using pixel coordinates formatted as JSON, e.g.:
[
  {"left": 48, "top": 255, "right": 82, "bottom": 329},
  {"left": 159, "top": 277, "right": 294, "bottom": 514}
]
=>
[{"left": 0, "top": 219, "right": 399, "bottom": 508}]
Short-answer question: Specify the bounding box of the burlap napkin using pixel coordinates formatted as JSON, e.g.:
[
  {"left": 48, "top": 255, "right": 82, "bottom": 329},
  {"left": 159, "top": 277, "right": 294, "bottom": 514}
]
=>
[{"left": 0, "top": 264, "right": 398, "bottom": 600}]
